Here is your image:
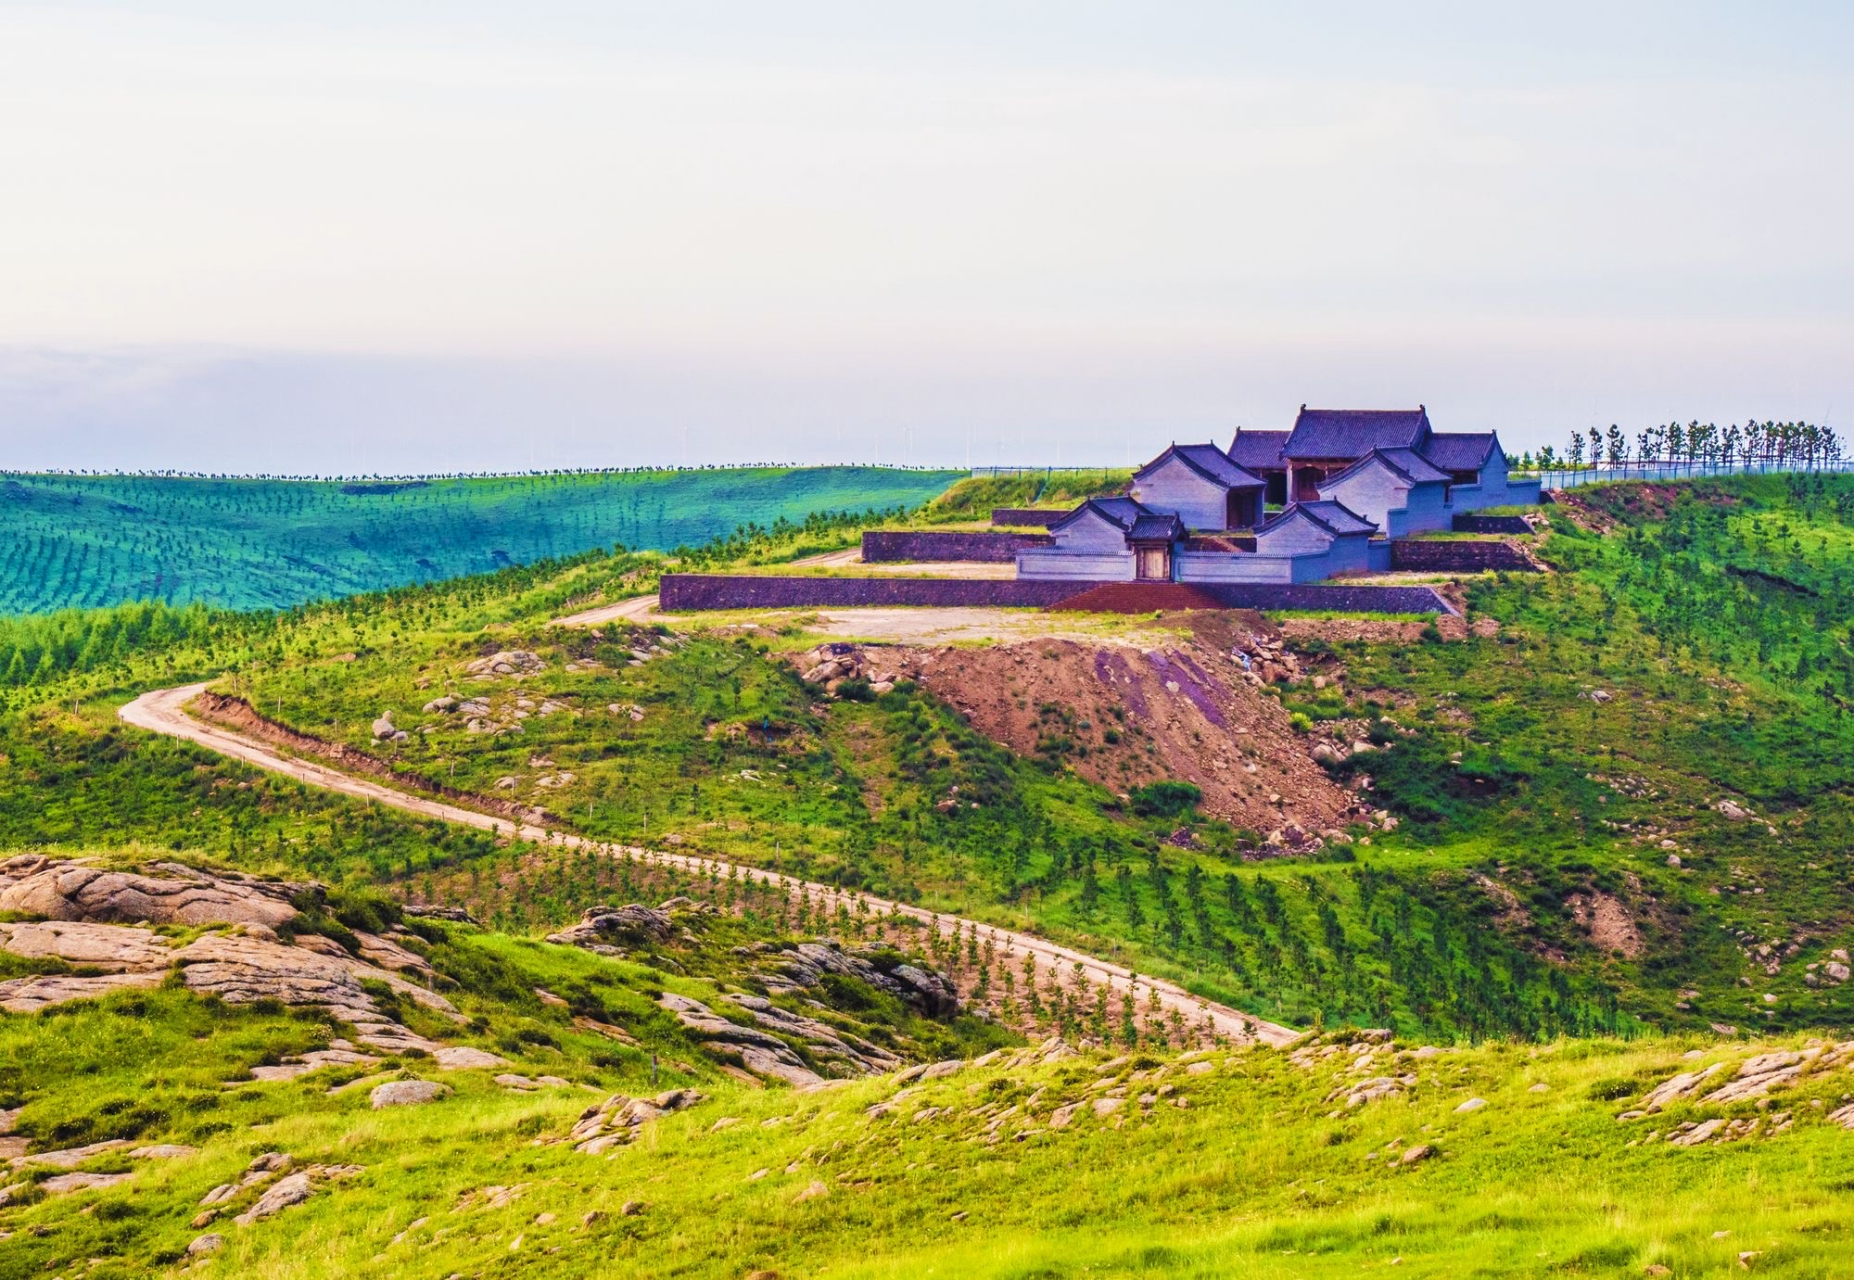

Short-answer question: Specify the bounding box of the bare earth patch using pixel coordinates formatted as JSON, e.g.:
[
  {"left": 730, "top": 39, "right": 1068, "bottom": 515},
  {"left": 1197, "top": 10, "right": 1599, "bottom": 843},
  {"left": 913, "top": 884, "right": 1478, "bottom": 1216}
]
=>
[{"left": 876, "top": 626, "right": 1364, "bottom": 838}]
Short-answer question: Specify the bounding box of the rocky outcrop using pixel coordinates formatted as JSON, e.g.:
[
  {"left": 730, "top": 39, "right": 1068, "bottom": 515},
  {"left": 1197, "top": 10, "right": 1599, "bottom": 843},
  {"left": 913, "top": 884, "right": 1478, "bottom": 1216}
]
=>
[
  {"left": 0, "top": 857, "right": 527, "bottom": 1077},
  {"left": 752, "top": 940, "right": 960, "bottom": 1019},
  {"left": 0, "top": 972, "right": 165, "bottom": 1014},
  {"left": 174, "top": 932, "right": 456, "bottom": 1020},
  {"left": 544, "top": 904, "right": 675, "bottom": 954},
  {"left": 0, "top": 919, "right": 176, "bottom": 971},
  {"left": 0, "top": 855, "right": 307, "bottom": 928},
  {"left": 566, "top": 1089, "right": 704, "bottom": 1155},
  {"left": 232, "top": 1164, "right": 363, "bottom": 1225},
  {"left": 657, "top": 992, "right": 825, "bottom": 1088}
]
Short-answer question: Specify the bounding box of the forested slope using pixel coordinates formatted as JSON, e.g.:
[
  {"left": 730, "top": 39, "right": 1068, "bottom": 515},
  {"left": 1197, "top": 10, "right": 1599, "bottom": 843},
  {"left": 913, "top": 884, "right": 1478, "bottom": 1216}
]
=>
[{"left": 0, "top": 466, "right": 961, "bottom": 612}]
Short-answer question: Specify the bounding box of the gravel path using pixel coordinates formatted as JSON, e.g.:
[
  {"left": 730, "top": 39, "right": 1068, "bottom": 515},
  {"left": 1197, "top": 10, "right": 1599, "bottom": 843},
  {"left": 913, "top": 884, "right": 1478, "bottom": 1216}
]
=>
[{"left": 120, "top": 683, "right": 1298, "bottom": 1048}]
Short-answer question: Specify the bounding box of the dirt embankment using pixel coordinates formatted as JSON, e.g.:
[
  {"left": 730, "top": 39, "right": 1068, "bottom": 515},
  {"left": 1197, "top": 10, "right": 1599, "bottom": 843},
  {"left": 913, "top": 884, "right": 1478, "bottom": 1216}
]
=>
[
  {"left": 873, "top": 615, "right": 1374, "bottom": 841},
  {"left": 191, "top": 692, "right": 550, "bottom": 828}
]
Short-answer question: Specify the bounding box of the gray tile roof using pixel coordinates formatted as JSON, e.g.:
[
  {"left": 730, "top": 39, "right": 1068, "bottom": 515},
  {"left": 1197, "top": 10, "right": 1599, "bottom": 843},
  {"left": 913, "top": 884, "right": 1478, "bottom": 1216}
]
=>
[
  {"left": 1050, "top": 496, "right": 1147, "bottom": 534},
  {"left": 1255, "top": 500, "right": 1379, "bottom": 539},
  {"left": 1419, "top": 431, "right": 1500, "bottom": 471},
  {"left": 1283, "top": 406, "right": 1430, "bottom": 459},
  {"left": 1322, "top": 447, "right": 1451, "bottom": 487},
  {"left": 1227, "top": 429, "right": 1289, "bottom": 471},
  {"left": 1128, "top": 512, "right": 1185, "bottom": 542},
  {"left": 1134, "top": 443, "right": 1265, "bottom": 490}
]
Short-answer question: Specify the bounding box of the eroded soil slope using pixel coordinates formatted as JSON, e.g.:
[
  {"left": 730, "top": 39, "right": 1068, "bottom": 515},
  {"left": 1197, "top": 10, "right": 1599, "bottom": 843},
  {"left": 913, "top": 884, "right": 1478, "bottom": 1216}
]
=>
[{"left": 877, "top": 617, "right": 1368, "bottom": 838}]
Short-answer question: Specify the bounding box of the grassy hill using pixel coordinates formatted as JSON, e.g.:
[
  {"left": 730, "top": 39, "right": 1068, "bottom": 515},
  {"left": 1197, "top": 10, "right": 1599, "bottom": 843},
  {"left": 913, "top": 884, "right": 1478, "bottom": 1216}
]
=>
[
  {"left": 0, "top": 466, "right": 963, "bottom": 613},
  {"left": 3, "top": 899, "right": 1851, "bottom": 1278},
  {"left": 2, "top": 472, "right": 1853, "bottom": 1274}
]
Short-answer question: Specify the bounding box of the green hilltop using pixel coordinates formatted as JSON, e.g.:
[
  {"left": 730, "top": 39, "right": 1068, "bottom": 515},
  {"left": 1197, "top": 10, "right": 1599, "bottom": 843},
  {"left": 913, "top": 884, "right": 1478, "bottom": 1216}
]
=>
[{"left": 0, "top": 466, "right": 964, "bottom": 614}]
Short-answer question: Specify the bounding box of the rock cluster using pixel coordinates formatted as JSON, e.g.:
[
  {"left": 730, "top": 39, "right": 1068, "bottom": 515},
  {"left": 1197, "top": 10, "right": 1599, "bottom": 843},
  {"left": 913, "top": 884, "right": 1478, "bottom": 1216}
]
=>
[
  {"left": 194, "top": 1153, "right": 364, "bottom": 1229},
  {"left": 1620, "top": 1041, "right": 1854, "bottom": 1142},
  {"left": 464, "top": 650, "right": 547, "bottom": 678},
  {"left": 795, "top": 644, "right": 898, "bottom": 697},
  {"left": 1229, "top": 633, "right": 1304, "bottom": 686},
  {"left": 567, "top": 1089, "right": 704, "bottom": 1155}
]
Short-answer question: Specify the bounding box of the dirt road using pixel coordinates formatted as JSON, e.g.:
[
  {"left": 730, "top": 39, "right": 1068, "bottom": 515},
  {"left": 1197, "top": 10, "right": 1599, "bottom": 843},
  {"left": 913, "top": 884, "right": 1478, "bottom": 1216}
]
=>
[{"left": 120, "top": 683, "right": 1298, "bottom": 1048}]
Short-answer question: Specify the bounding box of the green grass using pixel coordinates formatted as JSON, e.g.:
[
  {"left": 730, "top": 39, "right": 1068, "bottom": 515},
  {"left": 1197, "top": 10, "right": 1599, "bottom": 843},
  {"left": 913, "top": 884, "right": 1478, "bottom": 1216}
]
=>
[
  {"left": 0, "top": 466, "right": 963, "bottom": 613},
  {"left": 5, "top": 983, "right": 1852, "bottom": 1278}
]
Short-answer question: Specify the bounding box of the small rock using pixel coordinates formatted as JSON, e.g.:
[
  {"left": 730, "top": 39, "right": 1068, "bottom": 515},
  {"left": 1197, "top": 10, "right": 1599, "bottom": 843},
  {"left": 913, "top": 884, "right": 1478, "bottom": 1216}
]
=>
[
  {"left": 186, "top": 1234, "right": 224, "bottom": 1257},
  {"left": 620, "top": 1200, "right": 645, "bottom": 1216},
  {"left": 1399, "top": 1144, "right": 1436, "bottom": 1165},
  {"left": 1454, "top": 1097, "right": 1487, "bottom": 1114},
  {"left": 795, "top": 1180, "right": 828, "bottom": 1202}
]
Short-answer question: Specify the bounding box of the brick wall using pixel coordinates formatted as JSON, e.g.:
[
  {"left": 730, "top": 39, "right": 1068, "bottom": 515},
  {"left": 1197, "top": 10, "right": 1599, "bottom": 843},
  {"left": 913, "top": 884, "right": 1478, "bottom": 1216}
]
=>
[
  {"left": 1389, "top": 540, "right": 1538, "bottom": 573},
  {"left": 861, "top": 530, "right": 1052, "bottom": 562}
]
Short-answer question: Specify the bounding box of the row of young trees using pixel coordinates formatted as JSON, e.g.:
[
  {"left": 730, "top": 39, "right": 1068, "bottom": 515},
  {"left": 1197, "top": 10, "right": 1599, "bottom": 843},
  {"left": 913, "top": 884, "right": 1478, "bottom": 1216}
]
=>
[{"left": 1526, "top": 420, "right": 1844, "bottom": 475}]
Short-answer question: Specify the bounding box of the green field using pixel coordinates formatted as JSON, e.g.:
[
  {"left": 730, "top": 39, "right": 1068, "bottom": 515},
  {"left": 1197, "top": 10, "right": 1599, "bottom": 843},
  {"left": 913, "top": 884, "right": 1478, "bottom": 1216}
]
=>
[{"left": 0, "top": 466, "right": 963, "bottom": 613}]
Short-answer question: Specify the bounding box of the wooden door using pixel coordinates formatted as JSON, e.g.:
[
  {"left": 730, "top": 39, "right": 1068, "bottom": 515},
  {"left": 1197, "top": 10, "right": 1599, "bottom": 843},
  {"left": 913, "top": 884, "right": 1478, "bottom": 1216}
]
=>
[{"left": 1136, "top": 546, "right": 1170, "bottom": 581}]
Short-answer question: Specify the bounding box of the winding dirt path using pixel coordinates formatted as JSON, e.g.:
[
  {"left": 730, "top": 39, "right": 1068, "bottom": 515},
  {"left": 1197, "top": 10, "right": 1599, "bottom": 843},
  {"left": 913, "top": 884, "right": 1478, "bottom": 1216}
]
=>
[{"left": 120, "top": 683, "right": 1298, "bottom": 1048}]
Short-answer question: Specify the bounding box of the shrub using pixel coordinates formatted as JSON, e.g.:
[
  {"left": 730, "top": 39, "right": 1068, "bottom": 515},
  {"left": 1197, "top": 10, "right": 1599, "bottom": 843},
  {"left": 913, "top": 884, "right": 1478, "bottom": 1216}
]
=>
[{"left": 1129, "top": 781, "right": 1203, "bottom": 819}]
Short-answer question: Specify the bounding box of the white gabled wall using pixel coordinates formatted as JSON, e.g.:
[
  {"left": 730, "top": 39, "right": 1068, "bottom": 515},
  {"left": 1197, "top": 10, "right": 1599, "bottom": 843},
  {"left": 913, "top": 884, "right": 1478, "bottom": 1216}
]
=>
[
  {"left": 1254, "top": 510, "right": 1336, "bottom": 556},
  {"left": 1049, "top": 508, "right": 1132, "bottom": 554},
  {"left": 1176, "top": 551, "right": 1293, "bottom": 583},
  {"left": 1131, "top": 455, "right": 1230, "bottom": 529},
  {"left": 1016, "top": 549, "right": 1135, "bottom": 580}
]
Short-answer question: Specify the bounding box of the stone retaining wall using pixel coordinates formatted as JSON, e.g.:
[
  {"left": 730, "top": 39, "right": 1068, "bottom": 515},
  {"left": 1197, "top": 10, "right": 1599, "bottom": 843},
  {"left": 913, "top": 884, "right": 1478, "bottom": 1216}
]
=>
[
  {"left": 660, "top": 574, "right": 1452, "bottom": 613},
  {"left": 989, "top": 508, "right": 1070, "bottom": 527},
  {"left": 660, "top": 575, "right": 1089, "bottom": 610},
  {"left": 861, "top": 530, "right": 1052, "bottom": 562},
  {"left": 1389, "top": 540, "right": 1538, "bottom": 573},
  {"left": 1451, "top": 514, "right": 1534, "bottom": 535}
]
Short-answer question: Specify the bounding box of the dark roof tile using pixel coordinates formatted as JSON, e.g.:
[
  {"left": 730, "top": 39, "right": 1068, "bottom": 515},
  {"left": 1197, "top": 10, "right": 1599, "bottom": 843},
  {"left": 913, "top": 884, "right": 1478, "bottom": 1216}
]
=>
[
  {"left": 1419, "top": 431, "right": 1500, "bottom": 471},
  {"left": 1255, "top": 500, "right": 1379, "bottom": 539},
  {"left": 1227, "top": 429, "right": 1289, "bottom": 470},
  {"left": 1283, "top": 406, "right": 1430, "bottom": 459},
  {"left": 1134, "top": 443, "right": 1265, "bottom": 489}
]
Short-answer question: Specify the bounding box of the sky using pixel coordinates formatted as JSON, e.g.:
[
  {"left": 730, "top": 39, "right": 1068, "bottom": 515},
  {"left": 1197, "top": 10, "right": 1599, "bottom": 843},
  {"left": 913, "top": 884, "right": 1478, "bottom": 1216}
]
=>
[{"left": 1, "top": 2, "right": 1850, "bottom": 474}]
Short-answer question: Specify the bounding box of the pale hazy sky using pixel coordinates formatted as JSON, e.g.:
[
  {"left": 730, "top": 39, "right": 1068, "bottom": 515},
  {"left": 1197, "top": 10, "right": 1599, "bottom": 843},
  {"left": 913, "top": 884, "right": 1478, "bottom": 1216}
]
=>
[{"left": 2, "top": 2, "right": 1850, "bottom": 473}]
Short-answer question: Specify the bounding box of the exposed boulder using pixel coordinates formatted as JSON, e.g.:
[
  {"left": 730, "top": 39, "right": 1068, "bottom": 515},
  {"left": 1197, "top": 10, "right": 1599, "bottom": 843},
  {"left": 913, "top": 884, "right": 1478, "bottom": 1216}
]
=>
[{"left": 370, "top": 1080, "right": 452, "bottom": 1109}]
